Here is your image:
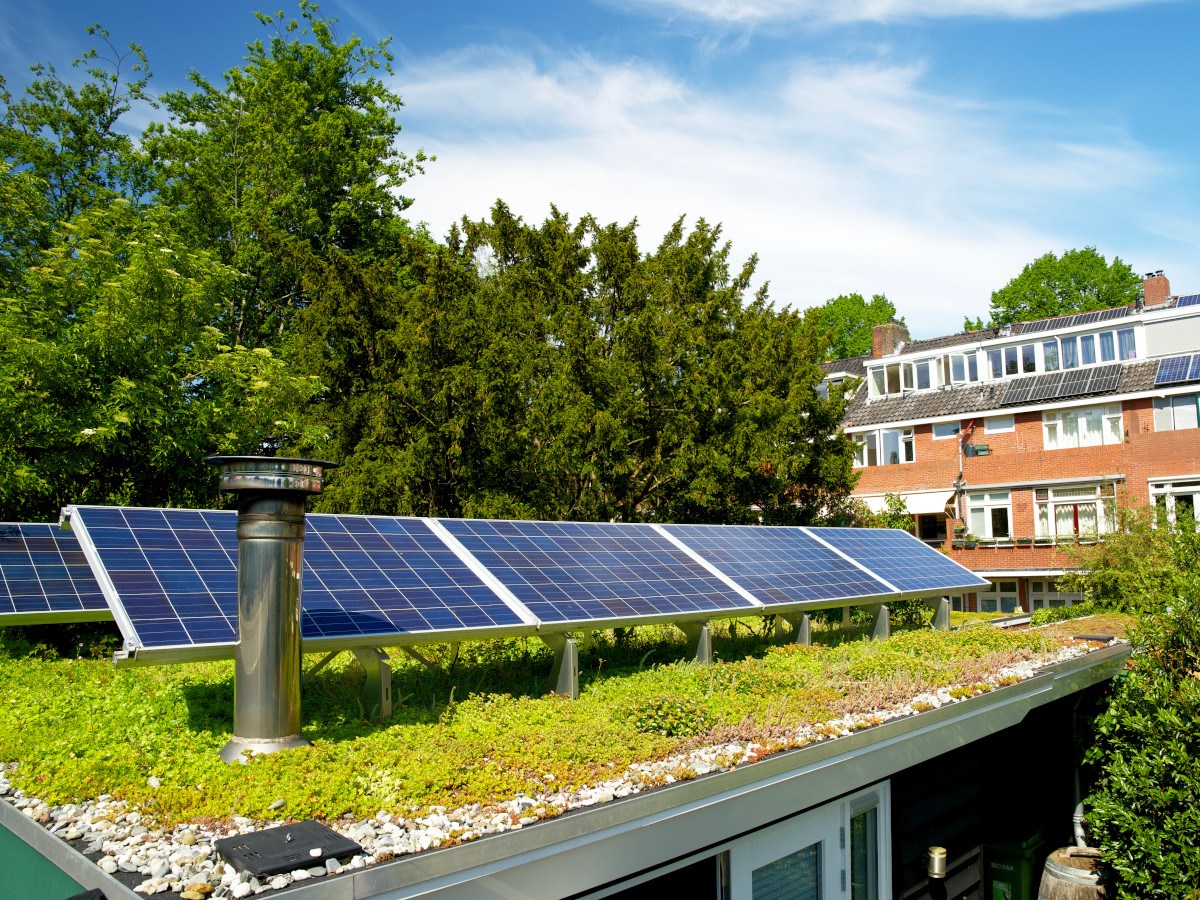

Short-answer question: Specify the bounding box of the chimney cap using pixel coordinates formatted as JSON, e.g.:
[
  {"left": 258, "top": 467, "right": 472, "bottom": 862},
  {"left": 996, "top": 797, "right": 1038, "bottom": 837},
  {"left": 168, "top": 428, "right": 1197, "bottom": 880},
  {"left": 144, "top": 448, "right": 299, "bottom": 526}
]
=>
[{"left": 206, "top": 455, "right": 338, "bottom": 495}]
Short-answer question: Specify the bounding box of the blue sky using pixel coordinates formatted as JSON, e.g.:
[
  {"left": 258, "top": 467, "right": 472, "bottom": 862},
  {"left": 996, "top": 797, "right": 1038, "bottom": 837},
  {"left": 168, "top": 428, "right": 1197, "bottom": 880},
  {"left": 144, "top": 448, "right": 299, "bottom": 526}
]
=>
[{"left": 2, "top": 0, "right": 1196, "bottom": 337}]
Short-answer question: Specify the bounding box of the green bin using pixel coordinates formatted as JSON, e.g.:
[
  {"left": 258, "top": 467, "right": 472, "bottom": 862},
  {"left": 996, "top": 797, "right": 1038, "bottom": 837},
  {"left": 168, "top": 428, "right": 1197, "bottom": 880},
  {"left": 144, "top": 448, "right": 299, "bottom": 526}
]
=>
[{"left": 983, "top": 830, "right": 1045, "bottom": 900}]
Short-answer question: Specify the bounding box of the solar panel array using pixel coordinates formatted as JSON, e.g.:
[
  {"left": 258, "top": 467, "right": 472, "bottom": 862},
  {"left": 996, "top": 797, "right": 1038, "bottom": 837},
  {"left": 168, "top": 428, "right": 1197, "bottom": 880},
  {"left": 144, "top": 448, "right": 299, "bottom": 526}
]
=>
[
  {"left": 439, "top": 519, "right": 752, "bottom": 625},
  {"left": 1001, "top": 363, "right": 1122, "bottom": 406},
  {"left": 655, "top": 524, "right": 894, "bottom": 605},
  {"left": 62, "top": 506, "right": 987, "bottom": 663},
  {"left": 0, "top": 523, "right": 111, "bottom": 624},
  {"left": 1018, "top": 305, "right": 1131, "bottom": 335},
  {"left": 1154, "top": 353, "right": 1200, "bottom": 387},
  {"left": 1175, "top": 294, "right": 1200, "bottom": 308},
  {"left": 806, "top": 528, "right": 989, "bottom": 594}
]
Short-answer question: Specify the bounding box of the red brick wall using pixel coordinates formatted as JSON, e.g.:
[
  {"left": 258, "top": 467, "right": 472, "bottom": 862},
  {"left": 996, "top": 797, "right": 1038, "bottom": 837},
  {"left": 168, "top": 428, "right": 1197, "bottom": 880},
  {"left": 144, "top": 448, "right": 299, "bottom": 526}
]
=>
[{"left": 853, "top": 398, "right": 1200, "bottom": 557}]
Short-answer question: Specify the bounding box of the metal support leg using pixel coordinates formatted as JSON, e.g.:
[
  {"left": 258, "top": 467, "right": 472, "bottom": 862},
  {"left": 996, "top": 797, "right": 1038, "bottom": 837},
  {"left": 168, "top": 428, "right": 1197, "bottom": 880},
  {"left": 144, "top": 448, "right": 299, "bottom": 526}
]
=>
[
  {"left": 302, "top": 650, "right": 340, "bottom": 683},
  {"left": 401, "top": 645, "right": 438, "bottom": 670},
  {"left": 931, "top": 598, "right": 951, "bottom": 631},
  {"left": 352, "top": 648, "right": 393, "bottom": 721},
  {"left": 677, "top": 622, "right": 712, "bottom": 663},
  {"left": 842, "top": 606, "right": 851, "bottom": 629},
  {"left": 868, "top": 604, "right": 891, "bottom": 641},
  {"left": 778, "top": 613, "right": 811, "bottom": 646},
  {"left": 539, "top": 634, "right": 579, "bottom": 699}
]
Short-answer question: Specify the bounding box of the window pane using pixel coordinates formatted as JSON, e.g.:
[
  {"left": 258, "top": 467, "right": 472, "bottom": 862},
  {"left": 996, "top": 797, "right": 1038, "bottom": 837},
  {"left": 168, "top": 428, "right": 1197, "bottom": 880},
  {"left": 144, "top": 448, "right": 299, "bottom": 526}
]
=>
[
  {"left": 851, "top": 809, "right": 879, "bottom": 900},
  {"left": 933, "top": 422, "right": 959, "bottom": 439},
  {"left": 1044, "top": 341, "right": 1060, "bottom": 371},
  {"left": 1037, "top": 504, "right": 1051, "bottom": 537},
  {"left": 990, "top": 507, "right": 1010, "bottom": 538},
  {"left": 1061, "top": 336, "right": 1078, "bottom": 369},
  {"left": 916, "top": 361, "right": 931, "bottom": 390},
  {"left": 967, "top": 355, "right": 979, "bottom": 381},
  {"left": 1081, "top": 408, "right": 1103, "bottom": 446},
  {"left": 969, "top": 509, "right": 986, "bottom": 535},
  {"left": 952, "top": 356, "right": 965, "bottom": 382},
  {"left": 1044, "top": 420, "right": 1059, "bottom": 450},
  {"left": 886, "top": 365, "right": 901, "bottom": 394},
  {"left": 988, "top": 349, "right": 1003, "bottom": 378},
  {"left": 753, "top": 841, "right": 821, "bottom": 900},
  {"left": 871, "top": 369, "right": 885, "bottom": 395},
  {"left": 1078, "top": 503, "right": 1098, "bottom": 536},
  {"left": 1099, "top": 331, "right": 1115, "bottom": 361},
  {"left": 1005, "top": 346, "right": 1018, "bottom": 375},
  {"left": 1081, "top": 334, "right": 1096, "bottom": 365},
  {"left": 1154, "top": 397, "right": 1175, "bottom": 432},
  {"left": 1022, "top": 344, "right": 1037, "bottom": 372},
  {"left": 1118, "top": 328, "right": 1136, "bottom": 359},
  {"left": 1173, "top": 396, "right": 1198, "bottom": 430},
  {"left": 1056, "top": 504, "right": 1076, "bottom": 536},
  {"left": 865, "top": 434, "right": 877, "bottom": 467},
  {"left": 881, "top": 430, "right": 900, "bottom": 465}
]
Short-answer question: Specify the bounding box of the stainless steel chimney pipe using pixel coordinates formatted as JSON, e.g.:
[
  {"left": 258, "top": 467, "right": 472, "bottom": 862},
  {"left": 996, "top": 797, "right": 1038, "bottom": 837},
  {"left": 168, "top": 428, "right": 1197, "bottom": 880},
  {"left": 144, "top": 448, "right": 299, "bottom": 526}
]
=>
[{"left": 207, "top": 455, "right": 336, "bottom": 764}]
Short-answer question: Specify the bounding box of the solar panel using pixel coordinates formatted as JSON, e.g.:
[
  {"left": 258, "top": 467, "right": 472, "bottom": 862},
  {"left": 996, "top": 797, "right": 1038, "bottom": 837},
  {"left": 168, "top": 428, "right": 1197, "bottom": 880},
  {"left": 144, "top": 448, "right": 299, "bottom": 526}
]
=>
[
  {"left": 1189, "top": 355, "right": 1200, "bottom": 381},
  {"left": 438, "top": 518, "right": 756, "bottom": 625},
  {"left": 1175, "top": 294, "right": 1200, "bottom": 308},
  {"left": 1020, "top": 306, "right": 1131, "bottom": 334},
  {"left": 1058, "top": 369, "right": 1090, "bottom": 396},
  {"left": 656, "top": 524, "right": 893, "bottom": 607},
  {"left": 0, "top": 523, "right": 111, "bottom": 624},
  {"left": 1155, "top": 355, "right": 1192, "bottom": 386},
  {"left": 802, "top": 528, "right": 989, "bottom": 595},
  {"left": 66, "top": 507, "right": 531, "bottom": 661},
  {"left": 1085, "top": 365, "right": 1121, "bottom": 394}
]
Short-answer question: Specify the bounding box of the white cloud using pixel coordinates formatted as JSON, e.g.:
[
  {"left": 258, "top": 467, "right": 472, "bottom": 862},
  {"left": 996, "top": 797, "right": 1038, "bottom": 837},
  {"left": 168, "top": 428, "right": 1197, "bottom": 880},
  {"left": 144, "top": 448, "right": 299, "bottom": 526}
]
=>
[
  {"left": 393, "top": 46, "right": 1169, "bottom": 337},
  {"left": 600, "top": 0, "right": 1174, "bottom": 26}
]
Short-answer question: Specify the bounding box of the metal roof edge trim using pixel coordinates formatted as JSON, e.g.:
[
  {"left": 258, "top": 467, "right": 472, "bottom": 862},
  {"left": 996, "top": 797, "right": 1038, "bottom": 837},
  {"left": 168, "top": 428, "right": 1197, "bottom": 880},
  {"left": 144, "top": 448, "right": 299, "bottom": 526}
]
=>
[
  {"left": 0, "top": 797, "right": 142, "bottom": 900},
  {"left": 277, "top": 642, "right": 1129, "bottom": 900}
]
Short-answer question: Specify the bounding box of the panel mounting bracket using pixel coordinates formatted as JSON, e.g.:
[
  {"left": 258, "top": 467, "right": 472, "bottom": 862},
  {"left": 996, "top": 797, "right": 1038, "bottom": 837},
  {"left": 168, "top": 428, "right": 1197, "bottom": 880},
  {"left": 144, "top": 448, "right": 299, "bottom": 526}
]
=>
[
  {"left": 775, "top": 613, "right": 811, "bottom": 646},
  {"left": 352, "top": 648, "right": 393, "bottom": 721},
  {"left": 865, "top": 604, "right": 891, "bottom": 641},
  {"left": 677, "top": 621, "right": 712, "bottom": 663},
  {"left": 539, "top": 633, "right": 579, "bottom": 699},
  {"left": 929, "top": 597, "right": 951, "bottom": 631}
]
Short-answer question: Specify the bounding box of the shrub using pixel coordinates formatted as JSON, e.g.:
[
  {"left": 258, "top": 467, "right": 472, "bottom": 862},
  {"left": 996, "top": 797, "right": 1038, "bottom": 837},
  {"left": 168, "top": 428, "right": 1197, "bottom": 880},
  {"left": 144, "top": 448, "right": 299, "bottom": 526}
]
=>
[
  {"left": 1029, "top": 600, "right": 1096, "bottom": 626},
  {"left": 1084, "top": 524, "right": 1200, "bottom": 897},
  {"left": 621, "top": 695, "right": 714, "bottom": 738}
]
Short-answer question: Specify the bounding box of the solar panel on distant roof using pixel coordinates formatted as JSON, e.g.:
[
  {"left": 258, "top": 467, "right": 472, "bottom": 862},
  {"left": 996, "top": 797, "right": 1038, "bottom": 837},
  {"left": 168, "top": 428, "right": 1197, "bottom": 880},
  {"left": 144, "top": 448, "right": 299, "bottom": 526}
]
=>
[
  {"left": 66, "top": 507, "right": 531, "bottom": 660},
  {"left": 656, "top": 524, "right": 894, "bottom": 607},
  {"left": 802, "top": 528, "right": 989, "bottom": 595},
  {"left": 1021, "top": 306, "right": 1131, "bottom": 334},
  {"left": 1058, "top": 369, "right": 1091, "bottom": 397},
  {"left": 1189, "top": 355, "right": 1200, "bottom": 381},
  {"left": 438, "top": 518, "right": 756, "bottom": 625},
  {"left": 0, "top": 523, "right": 111, "bottom": 623},
  {"left": 1084, "top": 364, "right": 1122, "bottom": 394},
  {"left": 1175, "top": 294, "right": 1200, "bottom": 308},
  {"left": 1155, "top": 355, "right": 1192, "bottom": 386}
]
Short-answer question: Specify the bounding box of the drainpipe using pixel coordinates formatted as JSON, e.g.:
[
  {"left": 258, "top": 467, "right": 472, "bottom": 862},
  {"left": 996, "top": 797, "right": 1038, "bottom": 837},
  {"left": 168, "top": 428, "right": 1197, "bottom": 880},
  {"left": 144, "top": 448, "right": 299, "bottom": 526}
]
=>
[{"left": 207, "top": 455, "right": 336, "bottom": 763}]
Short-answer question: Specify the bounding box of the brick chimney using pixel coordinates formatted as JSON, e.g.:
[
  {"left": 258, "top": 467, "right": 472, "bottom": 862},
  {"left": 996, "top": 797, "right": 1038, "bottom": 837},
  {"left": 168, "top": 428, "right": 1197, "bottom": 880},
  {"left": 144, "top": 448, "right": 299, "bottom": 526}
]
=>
[
  {"left": 1143, "top": 270, "right": 1170, "bottom": 306},
  {"left": 871, "top": 322, "right": 911, "bottom": 358}
]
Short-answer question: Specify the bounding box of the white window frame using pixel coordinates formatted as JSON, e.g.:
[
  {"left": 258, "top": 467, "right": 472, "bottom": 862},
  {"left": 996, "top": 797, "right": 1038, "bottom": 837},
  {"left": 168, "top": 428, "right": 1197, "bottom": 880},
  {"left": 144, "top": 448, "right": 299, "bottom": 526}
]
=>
[
  {"left": 978, "top": 579, "right": 1020, "bottom": 614},
  {"left": 984, "top": 415, "right": 1014, "bottom": 434},
  {"left": 1153, "top": 394, "right": 1199, "bottom": 432},
  {"left": 1028, "top": 579, "right": 1084, "bottom": 611},
  {"left": 932, "top": 422, "right": 960, "bottom": 440},
  {"left": 1034, "top": 483, "right": 1115, "bottom": 541},
  {"left": 967, "top": 491, "right": 1012, "bottom": 539},
  {"left": 853, "top": 428, "right": 914, "bottom": 468},
  {"left": 1042, "top": 403, "right": 1122, "bottom": 450},
  {"left": 1149, "top": 480, "right": 1200, "bottom": 530},
  {"left": 729, "top": 783, "right": 892, "bottom": 900}
]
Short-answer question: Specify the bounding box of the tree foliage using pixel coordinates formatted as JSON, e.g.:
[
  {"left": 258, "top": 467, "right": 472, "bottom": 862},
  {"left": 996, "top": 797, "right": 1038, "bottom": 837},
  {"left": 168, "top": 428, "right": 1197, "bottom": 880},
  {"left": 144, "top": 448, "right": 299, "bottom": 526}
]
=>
[
  {"left": 986, "top": 247, "right": 1142, "bottom": 327},
  {"left": 811, "top": 292, "right": 900, "bottom": 360},
  {"left": 1082, "top": 519, "right": 1200, "bottom": 897},
  {"left": 299, "top": 204, "right": 856, "bottom": 523}
]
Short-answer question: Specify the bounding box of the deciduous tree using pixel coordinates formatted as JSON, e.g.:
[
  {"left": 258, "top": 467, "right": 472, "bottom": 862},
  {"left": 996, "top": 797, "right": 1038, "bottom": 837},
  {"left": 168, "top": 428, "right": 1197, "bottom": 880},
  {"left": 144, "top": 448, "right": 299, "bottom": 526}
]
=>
[{"left": 987, "top": 247, "right": 1141, "bottom": 326}]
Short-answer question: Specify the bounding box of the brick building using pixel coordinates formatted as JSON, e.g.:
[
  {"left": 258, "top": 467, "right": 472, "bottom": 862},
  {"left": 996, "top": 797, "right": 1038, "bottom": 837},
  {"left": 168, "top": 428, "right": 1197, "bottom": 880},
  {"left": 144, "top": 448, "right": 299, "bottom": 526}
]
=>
[{"left": 827, "top": 271, "right": 1200, "bottom": 613}]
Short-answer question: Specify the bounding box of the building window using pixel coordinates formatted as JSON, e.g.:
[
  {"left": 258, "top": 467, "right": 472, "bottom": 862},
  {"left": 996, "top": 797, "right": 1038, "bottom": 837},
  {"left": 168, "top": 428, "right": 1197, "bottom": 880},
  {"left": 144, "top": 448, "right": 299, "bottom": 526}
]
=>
[
  {"left": 1150, "top": 480, "right": 1200, "bottom": 530},
  {"left": 932, "top": 422, "right": 960, "bottom": 440},
  {"left": 1153, "top": 394, "right": 1199, "bottom": 432},
  {"left": 1035, "top": 483, "right": 1115, "bottom": 541},
  {"left": 853, "top": 428, "right": 914, "bottom": 467},
  {"left": 978, "top": 579, "right": 1020, "bottom": 614},
  {"left": 1117, "top": 327, "right": 1136, "bottom": 360},
  {"left": 984, "top": 415, "right": 1014, "bottom": 434},
  {"left": 730, "top": 784, "right": 890, "bottom": 900},
  {"left": 1028, "top": 579, "right": 1084, "bottom": 611},
  {"left": 1043, "top": 340, "right": 1060, "bottom": 372},
  {"left": 1042, "top": 403, "right": 1122, "bottom": 450},
  {"left": 945, "top": 352, "right": 979, "bottom": 384},
  {"left": 967, "top": 491, "right": 1011, "bottom": 539}
]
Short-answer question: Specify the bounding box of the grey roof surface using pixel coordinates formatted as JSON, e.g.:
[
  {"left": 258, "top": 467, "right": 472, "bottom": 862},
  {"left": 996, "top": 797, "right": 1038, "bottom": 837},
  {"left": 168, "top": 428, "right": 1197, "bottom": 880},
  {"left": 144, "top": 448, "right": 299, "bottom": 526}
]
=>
[
  {"left": 844, "top": 359, "right": 1160, "bottom": 427},
  {"left": 822, "top": 356, "right": 867, "bottom": 378}
]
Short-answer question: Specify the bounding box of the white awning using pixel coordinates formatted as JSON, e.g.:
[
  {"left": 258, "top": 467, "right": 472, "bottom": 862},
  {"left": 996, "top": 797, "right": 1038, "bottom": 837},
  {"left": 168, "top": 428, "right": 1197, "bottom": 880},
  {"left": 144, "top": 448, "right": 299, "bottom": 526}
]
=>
[{"left": 860, "top": 491, "right": 954, "bottom": 516}]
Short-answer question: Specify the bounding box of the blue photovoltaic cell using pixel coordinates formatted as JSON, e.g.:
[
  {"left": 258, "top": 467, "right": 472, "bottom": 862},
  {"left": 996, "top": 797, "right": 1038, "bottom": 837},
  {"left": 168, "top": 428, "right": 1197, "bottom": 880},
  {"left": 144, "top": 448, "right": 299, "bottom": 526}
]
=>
[
  {"left": 69, "top": 507, "right": 526, "bottom": 653},
  {"left": 659, "top": 524, "right": 892, "bottom": 606},
  {"left": 1189, "top": 355, "right": 1200, "bottom": 382},
  {"left": 300, "top": 514, "right": 524, "bottom": 638},
  {"left": 0, "top": 523, "right": 110, "bottom": 620},
  {"left": 804, "top": 528, "right": 989, "bottom": 595},
  {"left": 1155, "top": 355, "right": 1192, "bottom": 386},
  {"left": 1175, "top": 294, "right": 1200, "bottom": 308},
  {"left": 72, "top": 506, "right": 240, "bottom": 648},
  {"left": 439, "top": 518, "right": 754, "bottom": 624}
]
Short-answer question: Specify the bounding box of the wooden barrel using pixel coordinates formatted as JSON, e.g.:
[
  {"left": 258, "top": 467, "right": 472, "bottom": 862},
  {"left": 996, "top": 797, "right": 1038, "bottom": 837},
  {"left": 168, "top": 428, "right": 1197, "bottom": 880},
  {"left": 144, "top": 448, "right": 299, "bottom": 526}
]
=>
[{"left": 1038, "top": 847, "right": 1112, "bottom": 899}]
